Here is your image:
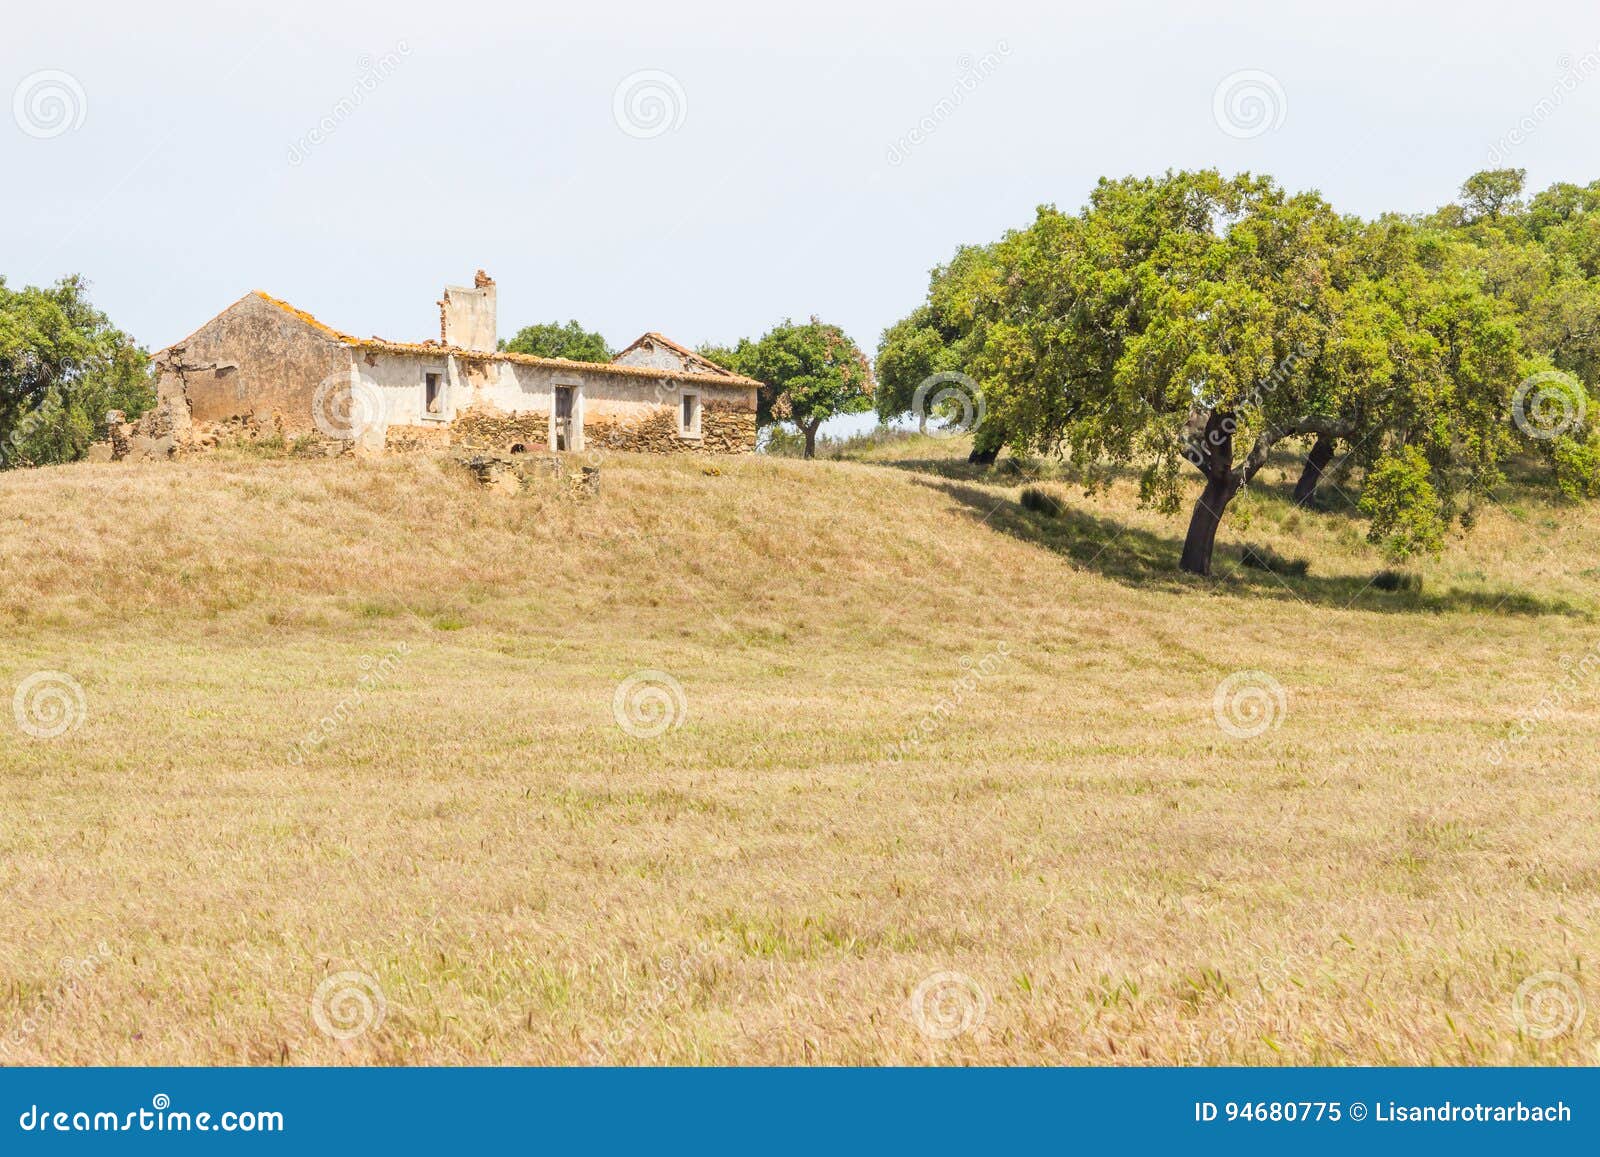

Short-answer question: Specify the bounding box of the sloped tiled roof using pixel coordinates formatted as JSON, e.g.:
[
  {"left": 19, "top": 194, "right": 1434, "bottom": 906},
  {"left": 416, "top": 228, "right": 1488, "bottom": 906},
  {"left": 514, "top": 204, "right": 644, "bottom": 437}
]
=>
[{"left": 612, "top": 331, "right": 753, "bottom": 382}]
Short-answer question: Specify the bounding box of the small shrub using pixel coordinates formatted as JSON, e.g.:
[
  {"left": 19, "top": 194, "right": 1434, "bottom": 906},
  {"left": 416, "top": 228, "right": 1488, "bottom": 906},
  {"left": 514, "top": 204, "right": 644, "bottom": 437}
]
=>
[
  {"left": 1371, "top": 569, "right": 1423, "bottom": 594},
  {"left": 1020, "top": 486, "right": 1064, "bottom": 517},
  {"left": 234, "top": 432, "right": 288, "bottom": 457},
  {"left": 1239, "top": 543, "right": 1310, "bottom": 577},
  {"left": 760, "top": 426, "right": 805, "bottom": 457}
]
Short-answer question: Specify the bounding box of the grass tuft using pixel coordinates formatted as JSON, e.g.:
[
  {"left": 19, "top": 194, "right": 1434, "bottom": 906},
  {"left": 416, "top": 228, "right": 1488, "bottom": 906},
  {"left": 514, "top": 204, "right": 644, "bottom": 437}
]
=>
[
  {"left": 1019, "top": 486, "right": 1065, "bottom": 518},
  {"left": 1371, "top": 569, "right": 1423, "bottom": 593}
]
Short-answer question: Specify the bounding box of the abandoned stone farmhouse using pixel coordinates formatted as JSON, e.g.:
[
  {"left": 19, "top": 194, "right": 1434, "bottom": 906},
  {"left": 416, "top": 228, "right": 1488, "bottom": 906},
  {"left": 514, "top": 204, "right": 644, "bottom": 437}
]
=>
[{"left": 123, "top": 271, "right": 759, "bottom": 458}]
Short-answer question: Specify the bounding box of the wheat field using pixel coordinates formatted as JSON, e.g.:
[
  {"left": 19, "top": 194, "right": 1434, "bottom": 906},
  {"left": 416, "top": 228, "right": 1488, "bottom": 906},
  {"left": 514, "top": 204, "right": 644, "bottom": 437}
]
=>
[{"left": 1, "top": 436, "right": 1596, "bottom": 1064}]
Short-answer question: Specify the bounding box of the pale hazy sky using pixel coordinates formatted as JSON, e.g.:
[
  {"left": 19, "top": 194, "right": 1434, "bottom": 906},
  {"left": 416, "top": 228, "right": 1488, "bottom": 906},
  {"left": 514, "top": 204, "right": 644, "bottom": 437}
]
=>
[{"left": 6, "top": 0, "right": 1599, "bottom": 370}]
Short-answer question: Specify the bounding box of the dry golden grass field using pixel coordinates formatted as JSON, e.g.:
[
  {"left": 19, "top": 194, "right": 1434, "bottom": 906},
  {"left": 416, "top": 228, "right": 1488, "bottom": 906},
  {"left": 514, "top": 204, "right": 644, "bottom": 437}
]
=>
[{"left": 1, "top": 435, "right": 1597, "bottom": 1065}]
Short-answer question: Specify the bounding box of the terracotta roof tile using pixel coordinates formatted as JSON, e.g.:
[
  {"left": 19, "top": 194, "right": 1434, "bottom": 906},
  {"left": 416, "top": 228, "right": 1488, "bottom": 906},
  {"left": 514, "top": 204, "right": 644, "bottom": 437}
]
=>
[
  {"left": 613, "top": 330, "right": 753, "bottom": 382},
  {"left": 242, "top": 292, "right": 761, "bottom": 388}
]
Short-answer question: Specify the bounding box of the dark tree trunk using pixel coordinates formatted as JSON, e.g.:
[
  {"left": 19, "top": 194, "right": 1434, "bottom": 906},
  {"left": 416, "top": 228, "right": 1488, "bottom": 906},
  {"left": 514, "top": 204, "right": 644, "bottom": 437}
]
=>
[
  {"left": 802, "top": 420, "right": 819, "bottom": 459},
  {"left": 1179, "top": 475, "right": 1239, "bottom": 576},
  {"left": 1292, "top": 434, "right": 1335, "bottom": 507},
  {"left": 968, "top": 423, "right": 1006, "bottom": 465}
]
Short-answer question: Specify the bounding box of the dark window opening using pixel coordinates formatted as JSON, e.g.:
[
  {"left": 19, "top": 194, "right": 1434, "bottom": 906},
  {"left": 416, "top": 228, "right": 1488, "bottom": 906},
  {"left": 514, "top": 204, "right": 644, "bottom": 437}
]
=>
[{"left": 424, "top": 372, "right": 443, "bottom": 415}]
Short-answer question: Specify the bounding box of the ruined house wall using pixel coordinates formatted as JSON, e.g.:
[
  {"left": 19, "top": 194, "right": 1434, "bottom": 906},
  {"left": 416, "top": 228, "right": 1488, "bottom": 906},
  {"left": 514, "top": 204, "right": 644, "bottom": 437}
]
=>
[
  {"left": 367, "top": 352, "right": 757, "bottom": 454},
  {"left": 162, "top": 294, "right": 354, "bottom": 434},
  {"left": 151, "top": 304, "right": 757, "bottom": 457},
  {"left": 578, "top": 377, "right": 755, "bottom": 453},
  {"left": 360, "top": 349, "right": 458, "bottom": 428},
  {"left": 586, "top": 399, "right": 756, "bottom": 454}
]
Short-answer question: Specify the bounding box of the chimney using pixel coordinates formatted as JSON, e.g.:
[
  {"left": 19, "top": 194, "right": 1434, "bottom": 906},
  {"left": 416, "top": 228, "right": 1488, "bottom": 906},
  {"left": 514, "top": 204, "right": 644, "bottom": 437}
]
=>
[{"left": 438, "top": 269, "right": 497, "bottom": 351}]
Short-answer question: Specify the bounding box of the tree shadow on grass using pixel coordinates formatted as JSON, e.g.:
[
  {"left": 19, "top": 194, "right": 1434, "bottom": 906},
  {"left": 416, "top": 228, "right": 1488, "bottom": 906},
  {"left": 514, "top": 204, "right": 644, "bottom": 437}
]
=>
[
  {"left": 865, "top": 455, "right": 1024, "bottom": 483},
  {"left": 923, "top": 479, "right": 1589, "bottom": 618}
]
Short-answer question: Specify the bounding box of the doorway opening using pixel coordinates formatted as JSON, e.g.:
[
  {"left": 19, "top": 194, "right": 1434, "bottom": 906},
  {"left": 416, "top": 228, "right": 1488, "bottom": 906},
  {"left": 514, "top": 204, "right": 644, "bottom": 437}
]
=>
[{"left": 553, "top": 386, "right": 576, "bottom": 451}]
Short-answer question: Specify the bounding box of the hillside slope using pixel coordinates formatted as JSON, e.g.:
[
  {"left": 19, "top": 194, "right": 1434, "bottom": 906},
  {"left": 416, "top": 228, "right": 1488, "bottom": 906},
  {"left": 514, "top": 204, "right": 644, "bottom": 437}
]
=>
[{"left": 1, "top": 440, "right": 1596, "bottom": 1064}]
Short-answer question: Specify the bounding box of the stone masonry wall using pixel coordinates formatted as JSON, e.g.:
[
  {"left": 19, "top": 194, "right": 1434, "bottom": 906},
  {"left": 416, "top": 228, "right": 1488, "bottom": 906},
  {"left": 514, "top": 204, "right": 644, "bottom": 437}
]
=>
[
  {"left": 587, "top": 401, "right": 754, "bottom": 454},
  {"left": 385, "top": 402, "right": 755, "bottom": 456},
  {"left": 447, "top": 408, "right": 551, "bottom": 454},
  {"left": 383, "top": 424, "right": 454, "bottom": 454}
]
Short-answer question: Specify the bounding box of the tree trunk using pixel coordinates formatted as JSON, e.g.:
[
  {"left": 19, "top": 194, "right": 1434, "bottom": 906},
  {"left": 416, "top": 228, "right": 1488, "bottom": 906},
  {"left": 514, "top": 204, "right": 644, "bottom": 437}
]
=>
[
  {"left": 802, "top": 421, "right": 819, "bottom": 459},
  {"left": 1292, "top": 434, "right": 1335, "bottom": 507},
  {"left": 968, "top": 424, "right": 1005, "bottom": 465},
  {"left": 1179, "top": 475, "right": 1238, "bottom": 576}
]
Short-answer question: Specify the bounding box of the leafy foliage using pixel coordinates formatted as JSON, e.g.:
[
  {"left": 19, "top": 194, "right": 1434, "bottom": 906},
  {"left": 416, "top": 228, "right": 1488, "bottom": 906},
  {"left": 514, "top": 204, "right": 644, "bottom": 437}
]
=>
[
  {"left": 1552, "top": 432, "right": 1600, "bottom": 500},
  {"left": 877, "top": 168, "right": 1592, "bottom": 573},
  {"left": 1360, "top": 446, "right": 1447, "bottom": 560},
  {"left": 499, "top": 320, "right": 612, "bottom": 362},
  {"left": 704, "top": 319, "right": 873, "bottom": 458},
  {"left": 875, "top": 245, "right": 999, "bottom": 426},
  {"left": 0, "top": 275, "right": 152, "bottom": 467},
  {"left": 1459, "top": 168, "right": 1527, "bottom": 223}
]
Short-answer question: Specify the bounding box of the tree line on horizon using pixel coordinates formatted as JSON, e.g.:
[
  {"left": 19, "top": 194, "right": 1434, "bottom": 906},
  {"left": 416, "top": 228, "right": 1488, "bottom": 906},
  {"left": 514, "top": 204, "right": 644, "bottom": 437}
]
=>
[
  {"left": 871, "top": 168, "right": 1600, "bottom": 574},
  {"left": 6, "top": 168, "right": 1599, "bottom": 577}
]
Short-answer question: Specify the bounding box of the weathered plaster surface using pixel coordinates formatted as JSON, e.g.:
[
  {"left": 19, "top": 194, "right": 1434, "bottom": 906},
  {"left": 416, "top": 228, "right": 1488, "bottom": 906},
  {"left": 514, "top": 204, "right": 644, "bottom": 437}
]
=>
[{"left": 157, "top": 293, "right": 352, "bottom": 433}]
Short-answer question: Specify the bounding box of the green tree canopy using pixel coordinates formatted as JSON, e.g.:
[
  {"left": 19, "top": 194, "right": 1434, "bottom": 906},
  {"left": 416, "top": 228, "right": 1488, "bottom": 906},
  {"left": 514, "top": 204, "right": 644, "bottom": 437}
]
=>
[
  {"left": 874, "top": 244, "right": 1003, "bottom": 458},
  {"left": 887, "top": 170, "right": 1533, "bottom": 574},
  {"left": 709, "top": 319, "right": 874, "bottom": 458},
  {"left": 499, "top": 320, "right": 612, "bottom": 362},
  {"left": 0, "top": 275, "right": 152, "bottom": 467},
  {"left": 1424, "top": 171, "right": 1600, "bottom": 503},
  {"left": 1459, "top": 168, "right": 1528, "bottom": 223}
]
